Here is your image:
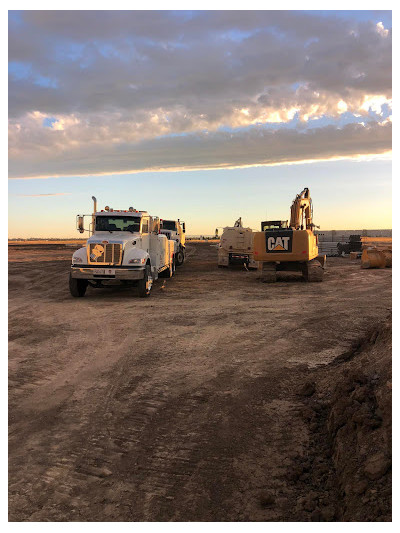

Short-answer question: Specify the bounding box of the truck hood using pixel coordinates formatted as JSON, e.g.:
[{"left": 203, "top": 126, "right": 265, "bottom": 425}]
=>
[{"left": 87, "top": 232, "right": 141, "bottom": 246}]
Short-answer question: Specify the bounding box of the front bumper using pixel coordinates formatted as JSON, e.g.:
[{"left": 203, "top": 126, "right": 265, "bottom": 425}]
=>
[{"left": 71, "top": 265, "right": 145, "bottom": 280}]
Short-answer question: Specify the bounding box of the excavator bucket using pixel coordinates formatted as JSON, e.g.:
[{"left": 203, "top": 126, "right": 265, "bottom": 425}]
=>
[{"left": 361, "top": 248, "right": 387, "bottom": 269}]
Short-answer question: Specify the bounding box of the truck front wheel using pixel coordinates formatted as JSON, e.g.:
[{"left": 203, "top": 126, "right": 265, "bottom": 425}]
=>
[
  {"left": 138, "top": 264, "right": 153, "bottom": 297},
  {"left": 69, "top": 274, "right": 88, "bottom": 297}
]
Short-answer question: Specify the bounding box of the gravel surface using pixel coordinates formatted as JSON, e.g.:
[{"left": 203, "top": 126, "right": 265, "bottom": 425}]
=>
[{"left": 8, "top": 243, "right": 391, "bottom": 521}]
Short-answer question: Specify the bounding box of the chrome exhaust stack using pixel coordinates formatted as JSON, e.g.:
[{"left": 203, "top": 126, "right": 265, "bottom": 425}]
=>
[{"left": 92, "top": 196, "right": 97, "bottom": 235}]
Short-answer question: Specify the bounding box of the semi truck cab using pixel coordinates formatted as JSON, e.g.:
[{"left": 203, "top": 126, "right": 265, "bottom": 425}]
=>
[
  {"left": 160, "top": 219, "right": 186, "bottom": 266},
  {"left": 70, "top": 199, "right": 175, "bottom": 298}
]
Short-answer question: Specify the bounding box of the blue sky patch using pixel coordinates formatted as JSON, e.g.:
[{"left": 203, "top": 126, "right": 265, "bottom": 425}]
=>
[
  {"left": 9, "top": 61, "right": 31, "bottom": 80},
  {"left": 42, "top": 117, "right": 59, "bottom": 128}
]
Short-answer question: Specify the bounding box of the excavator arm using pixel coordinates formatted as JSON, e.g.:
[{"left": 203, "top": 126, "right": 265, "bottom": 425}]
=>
[{"left": 289, "top": 188, "right": 313, "bottom": 230}]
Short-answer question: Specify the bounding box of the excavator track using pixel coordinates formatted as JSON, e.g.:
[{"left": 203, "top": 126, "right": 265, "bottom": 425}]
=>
[
  {"left": 303, "top": 259, "right": 324, "bottom": 282},
  {"left": 259, "top": 262, "right": 277, "bottom": 283}
]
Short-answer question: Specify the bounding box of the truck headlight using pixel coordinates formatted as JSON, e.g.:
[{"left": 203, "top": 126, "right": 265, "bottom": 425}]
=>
[
  {"left": 73, "top": 257, "right": 83, "bottom": 263},
  {"left": 128, "top": 258, "right": 146, "bottom": 264}
]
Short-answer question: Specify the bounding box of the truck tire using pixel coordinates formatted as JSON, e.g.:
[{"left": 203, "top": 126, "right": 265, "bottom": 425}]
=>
[
  {"left": 138, "top": 264, "right": 153, "bottom": 297},
  {"left": 175, "top": 247, "right": 185, "bottom": 266},
  {"left": 69, "top": 274, "right": 88, "bottom": 297}
]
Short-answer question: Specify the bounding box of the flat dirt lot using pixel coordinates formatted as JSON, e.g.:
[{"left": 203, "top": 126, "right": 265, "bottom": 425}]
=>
[{"left": 9, "top": 243, "right": 391, "bottom": 521}]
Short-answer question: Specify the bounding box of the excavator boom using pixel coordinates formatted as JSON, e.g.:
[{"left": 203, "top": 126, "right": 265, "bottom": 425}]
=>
[{"left": 289, "top": 187, "right": 313, "bottom": 230}]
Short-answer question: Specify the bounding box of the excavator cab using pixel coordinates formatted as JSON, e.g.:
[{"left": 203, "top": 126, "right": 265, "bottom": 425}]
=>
[{"left": 261, "top": 220, "right": 288, "bottom": 231}]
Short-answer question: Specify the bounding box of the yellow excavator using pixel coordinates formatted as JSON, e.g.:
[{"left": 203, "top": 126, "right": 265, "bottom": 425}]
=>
[{"left": 253, "top": 188, "right": 325, "bottom": 282}]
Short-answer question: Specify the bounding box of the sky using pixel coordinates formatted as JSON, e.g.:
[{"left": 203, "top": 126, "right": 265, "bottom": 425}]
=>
[{"left": 8, "top": 9, "right": 392, "bottom": 237}]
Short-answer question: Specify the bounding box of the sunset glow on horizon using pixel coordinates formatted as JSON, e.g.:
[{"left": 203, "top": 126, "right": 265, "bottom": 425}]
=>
[{"left": 8, "top": 10, "right": 392, "bottom": 237}]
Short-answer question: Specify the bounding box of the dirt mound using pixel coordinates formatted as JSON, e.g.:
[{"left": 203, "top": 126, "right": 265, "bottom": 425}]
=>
[{"left": 301, "top": 316, "right": 392, "bottom": 521}]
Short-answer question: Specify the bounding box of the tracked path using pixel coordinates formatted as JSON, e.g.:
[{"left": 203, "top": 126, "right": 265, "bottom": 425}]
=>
[{"left": 9, "top": 244, "right": 391, "bottom": 521}]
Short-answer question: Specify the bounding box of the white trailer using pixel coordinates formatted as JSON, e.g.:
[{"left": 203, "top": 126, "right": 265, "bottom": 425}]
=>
[
  {"left": 217, "top": 218, "right": 257, "bottom": 269},
  {"left": 70, "top": 197, "right": 175, "bottom": 298},
  {"left": 160, "top": 219, "right": 186, "bottom": 266}
]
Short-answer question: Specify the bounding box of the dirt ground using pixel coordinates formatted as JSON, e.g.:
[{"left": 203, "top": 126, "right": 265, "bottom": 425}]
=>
[
  {"left": 312, "top": 315, "right": 392, "bottom": 521},
  {"left": 8, "top": 242, "right": 392, "bottom": 521}
]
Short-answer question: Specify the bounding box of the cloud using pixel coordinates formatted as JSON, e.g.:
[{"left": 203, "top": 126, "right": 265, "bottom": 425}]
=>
[
  {"left": 9, "top": 121, "right": 391, "bottom": 179},
  {"left": 16, "top": 192, "right": 71, "bottom": 197},
  {"left": 8, "top": 11, "right": 392, "bottom": 178}
]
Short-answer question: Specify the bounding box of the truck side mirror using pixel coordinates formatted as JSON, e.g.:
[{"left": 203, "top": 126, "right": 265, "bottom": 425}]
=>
[
  {"left": 182, "top": 222, "right": 186, "bottom": 233},
  {"left": 77, "top": 215, "right": 85, "bottom": 234}
]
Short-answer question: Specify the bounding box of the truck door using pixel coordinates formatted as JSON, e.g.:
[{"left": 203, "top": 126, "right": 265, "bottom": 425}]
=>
[{"left": 141, "top": 216, "right": 151, "bottom": 260}]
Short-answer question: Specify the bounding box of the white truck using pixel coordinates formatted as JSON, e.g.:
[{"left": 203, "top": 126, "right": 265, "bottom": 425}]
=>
[
  {"left": 217, "top": 217, "right": 257, "bottom": 269},
  {"left": 160, "top": 219, "right": 186, "bottom": 266},
  {"left": 70, "top": 197, "right": 175, "bottom": 298}
]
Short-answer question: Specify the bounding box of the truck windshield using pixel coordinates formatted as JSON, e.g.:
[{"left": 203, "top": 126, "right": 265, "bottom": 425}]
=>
[
  {"left": 162, "top": 221, "right": 177, "bottom": 231},
  {"left": 95, "top": 216, "right": 141, "bottom": 232}
]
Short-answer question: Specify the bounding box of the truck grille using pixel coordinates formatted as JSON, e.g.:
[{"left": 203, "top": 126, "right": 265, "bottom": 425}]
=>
[{"left": 88, "top": 243, "right": 122, "bottom": 265}]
